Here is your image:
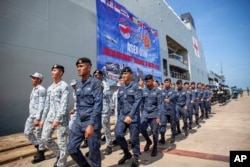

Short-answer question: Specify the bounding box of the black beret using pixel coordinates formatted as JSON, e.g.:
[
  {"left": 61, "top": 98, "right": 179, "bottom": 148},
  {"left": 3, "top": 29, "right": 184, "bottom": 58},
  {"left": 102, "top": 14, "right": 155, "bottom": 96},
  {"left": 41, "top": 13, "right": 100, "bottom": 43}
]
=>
[
  {"left": 93, "top": 70, "right": 103, "bottom": 76},
  {"left": 121, "top": 67, "right": 132, "bottom": 74},
  {"left": 164, "top": 78, "right": 171, "bottom": 82},
  {"left": 76, "top": 57, "right": 92, "bottom": 66},
  {"left": 144, "top": 74, "right": 153, "bottom": 81},
  {"left": 51, "top": 64, "right": 64, "bottom": 72}
]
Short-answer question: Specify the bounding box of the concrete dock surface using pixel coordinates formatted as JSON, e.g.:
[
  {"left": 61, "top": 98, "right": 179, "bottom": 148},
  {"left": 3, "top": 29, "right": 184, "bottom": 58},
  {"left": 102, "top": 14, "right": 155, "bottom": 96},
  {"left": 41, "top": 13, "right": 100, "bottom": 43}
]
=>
[{"left": 1, "top": 93, "right": 250, "bottom": 167}]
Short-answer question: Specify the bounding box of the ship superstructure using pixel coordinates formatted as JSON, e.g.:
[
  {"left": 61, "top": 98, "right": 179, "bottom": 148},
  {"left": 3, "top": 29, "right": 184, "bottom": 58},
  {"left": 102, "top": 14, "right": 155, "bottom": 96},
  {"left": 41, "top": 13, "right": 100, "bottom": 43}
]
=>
[{"left": 0, "top": 0, "right": 209, "bottom": 135}]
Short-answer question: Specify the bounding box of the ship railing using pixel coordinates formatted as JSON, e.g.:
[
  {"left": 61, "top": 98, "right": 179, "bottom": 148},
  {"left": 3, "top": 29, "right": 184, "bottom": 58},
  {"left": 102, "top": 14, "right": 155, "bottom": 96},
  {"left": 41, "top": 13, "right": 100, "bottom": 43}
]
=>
[
  {"left": 170, "top": 71, "right": 190, "bottom": 80},
  {"left": 169, "top": 54, "right": 188, "bottom": 66}
]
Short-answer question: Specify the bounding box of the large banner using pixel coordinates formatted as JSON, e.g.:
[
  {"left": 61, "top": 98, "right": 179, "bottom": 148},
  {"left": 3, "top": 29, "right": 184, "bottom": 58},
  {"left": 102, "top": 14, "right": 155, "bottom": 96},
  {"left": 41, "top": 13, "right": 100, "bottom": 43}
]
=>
[{"left": 96, "top": 0, "right": 161, "bottom": 86}]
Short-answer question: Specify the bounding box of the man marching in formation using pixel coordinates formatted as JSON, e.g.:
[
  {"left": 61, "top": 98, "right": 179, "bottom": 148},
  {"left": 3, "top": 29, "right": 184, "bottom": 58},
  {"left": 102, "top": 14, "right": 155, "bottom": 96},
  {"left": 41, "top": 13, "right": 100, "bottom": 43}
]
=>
[
  {"left": 160, "top": 78, "right": 176, "bottom": 144},
  {"left": 24, "top": 59, "right": 214, "bottom": 167},
  {"left": 140, "top": 74, "right": 162, "bottom": 157},
  {"left": 115, "top": 67, "right": 142, "bottom": 167},
  {"left": 40, "top": 64, "right": 69, "bottom": 167},
  {"left": 67, "top": 58, "right": 103, "bottom": 167},
  {"left": 93, "top": 70, "right": 113, "bottom": 155},
  {"left": 24, "top": 72, "right": 46, "bottom": 164}
]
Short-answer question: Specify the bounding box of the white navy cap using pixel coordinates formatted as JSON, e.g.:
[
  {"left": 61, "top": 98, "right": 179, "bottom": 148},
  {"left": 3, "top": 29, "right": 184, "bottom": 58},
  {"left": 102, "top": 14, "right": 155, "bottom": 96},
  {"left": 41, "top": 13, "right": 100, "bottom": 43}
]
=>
[
  {"left": 30, "top": 72, "right": 43, "bottom": 80},
  {"left": 70, "top": 79, "right": 77, "bottom": 86}
]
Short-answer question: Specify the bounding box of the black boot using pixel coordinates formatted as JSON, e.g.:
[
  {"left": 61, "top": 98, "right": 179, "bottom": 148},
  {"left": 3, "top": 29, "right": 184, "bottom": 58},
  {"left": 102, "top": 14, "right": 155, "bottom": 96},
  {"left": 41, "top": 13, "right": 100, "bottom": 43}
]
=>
[
  {"left": 184, "top": 128, "right": 188, "bottom": 137},
  {"left": 33, "top": 145, "right": 39, "bottom": 159},
  {"left": 112, "top": 139, "right": 118, "bottom": 146},
  {"left": 31, "top": 150, "right": 45, "bottom": 164},
  {"left": 189, "top": 122, "right": 192, "bottom": 129},
  {"left": 81, "top": 139, "right": 88, "bottom": 148},
  {"left": 53, "top": 157, "right": 59, "bottom": 167},
  {"left": 175, "top": 122, "right": 181, "bottom": 135},
  {"left": 101, "top": 135, "right": 106, "bottom": 141},
  {"left": 85, "top": 151, "right": 89, "bottom": 157},
  {"left": 195, "top": 118, "right": 199, "bottom": 125},
  {"left": 104, "top": 146, "right": 112, "bottom": 155},
  {"left": 205, "top": 113, "right": 209, "bottom": 119},
  {"left": 158, "top": 133, "right": 165, "bottom": 144},
  {"left": 144, "top": 138, "right": 152, "bottom": 152},
  {"left": 151, "top": 145, "right": 157, "bottom": 157},
  {"left": 118, "top": 149, "right": 132, "bottom": 165},
  {"left": 131, "top": 154, "right": 139, "bottom": 167},
  {"left": 170, "top": 134, "right": 175, "bottom": 143},
  {"left": 70, "top": 152, "right": 90, "bottom": 167},
  {"left": 200, "top": 112, "right": 204, "bottom": 120}
]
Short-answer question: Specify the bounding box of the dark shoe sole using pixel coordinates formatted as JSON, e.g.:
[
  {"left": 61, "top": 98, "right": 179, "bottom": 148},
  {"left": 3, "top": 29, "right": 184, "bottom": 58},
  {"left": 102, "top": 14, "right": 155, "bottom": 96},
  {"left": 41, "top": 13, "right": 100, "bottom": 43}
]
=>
[
  {"left": 31, "top": 157, "right": 45, "bottom": 164},
  {"left": 118, "top": 153, "right": 132, "bottom": 165},
  {"left": 144, "top": 141, "right": 152, "bottom": 152},
  {"left": 151, "top": 152, "right": 158, "bottom": 157}
]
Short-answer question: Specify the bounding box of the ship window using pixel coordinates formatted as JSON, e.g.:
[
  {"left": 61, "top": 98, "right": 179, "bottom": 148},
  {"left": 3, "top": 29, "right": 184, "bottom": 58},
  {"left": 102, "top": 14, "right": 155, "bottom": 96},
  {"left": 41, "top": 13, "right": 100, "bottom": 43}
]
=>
[
  {"left": 166, "top": 35, "right": 188, "bottom": 66},
  {"left": 163, "top": 58, "right": 168, "bottom": 76}
]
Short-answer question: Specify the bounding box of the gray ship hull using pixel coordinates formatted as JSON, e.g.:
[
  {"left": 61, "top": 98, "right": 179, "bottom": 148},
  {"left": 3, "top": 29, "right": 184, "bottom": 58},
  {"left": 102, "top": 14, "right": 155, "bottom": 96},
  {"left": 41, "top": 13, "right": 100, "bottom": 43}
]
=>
[{"left": 0, "top": 0, "right": 208, "bottom": 135}]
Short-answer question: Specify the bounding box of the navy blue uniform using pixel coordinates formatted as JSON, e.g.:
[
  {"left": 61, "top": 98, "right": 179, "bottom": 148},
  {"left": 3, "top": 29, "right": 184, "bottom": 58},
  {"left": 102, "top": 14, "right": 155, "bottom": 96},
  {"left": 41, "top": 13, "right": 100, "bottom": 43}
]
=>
[
  {"left": 67, "top": 76, "right": 103, "bottom": 167},
  {"left": 190, "top": 87, "right": 199, "bottom": 125},
  {"left": 160, "top": 87, "right": 177, "bottom": 135},
  {"left": 187, "top": 88, "right": 196, "bottom": 128},
  {"left": 176, "top": 87, "right": 190, "bottom": 134},
  {"left": 207, "top": 89, "right": 213, "bottom": 113},
  {"left": 203, "top": 88, "right": 213, "bottom": 117},
  {"left": 197, "top": 88, "right": 205, "bottom": 119},
  {"left": 115, "top": 81, "right": 142, "bottom": 156},
  {"left": 141, "top": 86, "right": 162, "bottom": 147}
]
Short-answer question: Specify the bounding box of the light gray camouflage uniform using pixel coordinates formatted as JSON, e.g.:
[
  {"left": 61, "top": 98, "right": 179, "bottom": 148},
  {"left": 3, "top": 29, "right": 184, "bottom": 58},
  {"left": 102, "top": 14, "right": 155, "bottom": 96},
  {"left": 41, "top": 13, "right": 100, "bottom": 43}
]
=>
[
  {"left": 24, "top": 84, "right": 46, "bottom": 151},
  {"left": 41, "top": 80, "right": 69, "bottom": 167},
  {"left": 112, "top": 88, "right": 118, "bottom": 124},
  {"left": 102, "top": 80, "right": 113, "bottom": 147}
]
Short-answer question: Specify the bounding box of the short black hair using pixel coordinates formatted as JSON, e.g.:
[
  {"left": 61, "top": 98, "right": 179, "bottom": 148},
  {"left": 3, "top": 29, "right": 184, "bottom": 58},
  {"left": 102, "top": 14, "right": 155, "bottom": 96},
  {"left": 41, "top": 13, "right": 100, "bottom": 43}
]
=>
[
  {"left": 121, "top": 67, "right": 132, "bottom": 74},
  {"left": 144, "top": 74, "right": 153, "bottom": 81},
  {"left": 176, "top": 79, "right": 182, "bottom": 85},
  {"left": 164, "top": 78, "right": 171, "bottom": 82}
]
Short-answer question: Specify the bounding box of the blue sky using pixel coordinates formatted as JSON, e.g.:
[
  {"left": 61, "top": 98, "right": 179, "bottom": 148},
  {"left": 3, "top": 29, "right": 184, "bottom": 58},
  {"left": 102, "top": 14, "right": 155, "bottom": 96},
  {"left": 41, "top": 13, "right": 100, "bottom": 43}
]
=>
[{"left": 166, "top": 0, "right": 250, "bottom": 89}]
